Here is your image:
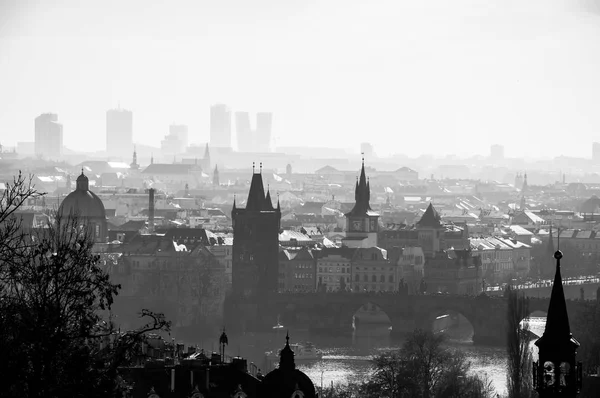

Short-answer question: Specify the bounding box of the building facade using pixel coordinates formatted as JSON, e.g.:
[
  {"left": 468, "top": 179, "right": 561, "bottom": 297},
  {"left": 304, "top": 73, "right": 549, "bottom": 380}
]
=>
[
  {"left": 106, "top": 107, "right": 133, "bottom": 157},
  {"left": 231, "top": 169, "right": 281, "bottom": 299},
  {"left": 34, "top": 113, "right": 63, "bottom": 159},
  {"left": 278, "top": 247, "right": 316, "bottom": 292},
  {"left": 351, "top": 247, "right": 397, "bottom": 292},
  {"left": 316, "top": 247, "right": 354, "bottom": 292},
  {"left": 210, "top": 104, "right": 232, "bottom": 149},
  {"left": 343, "top": 160, "right": 380, "bottom": 248}
]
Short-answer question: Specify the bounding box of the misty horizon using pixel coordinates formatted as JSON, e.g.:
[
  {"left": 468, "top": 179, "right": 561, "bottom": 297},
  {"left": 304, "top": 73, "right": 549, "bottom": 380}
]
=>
[{"left": 2, "top": 0, "right": 600, "bottom": 159}]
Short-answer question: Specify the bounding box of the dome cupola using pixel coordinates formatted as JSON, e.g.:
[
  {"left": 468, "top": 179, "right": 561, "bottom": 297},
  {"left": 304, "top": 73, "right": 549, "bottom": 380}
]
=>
[{"left": 58, "top": 170, "right": 107, "bottom": 242}]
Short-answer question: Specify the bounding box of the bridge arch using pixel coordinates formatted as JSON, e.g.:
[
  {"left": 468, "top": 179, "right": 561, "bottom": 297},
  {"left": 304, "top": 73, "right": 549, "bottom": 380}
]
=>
[{"left": 415, "top": 305, "right": 476, "bottom": 339}]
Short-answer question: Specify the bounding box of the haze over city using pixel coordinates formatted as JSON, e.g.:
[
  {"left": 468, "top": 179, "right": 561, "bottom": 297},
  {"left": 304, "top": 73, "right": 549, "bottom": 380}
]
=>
[
  {"left": 5, "top": 1, "right": 600, "bottom": 397},
  {"left": 2, "top": 0, "right": 600, "bottom": 158}
]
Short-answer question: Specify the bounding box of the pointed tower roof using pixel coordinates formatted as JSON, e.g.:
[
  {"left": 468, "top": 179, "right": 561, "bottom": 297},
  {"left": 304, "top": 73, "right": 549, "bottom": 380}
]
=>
[
  {"left": 417, "top": 203, "right": 443, "bottom": 228},
  {"left": 277, "top": 194, "right": 281, "bottom": 212},
  {"left": 346, "top": 158, "right": 375, "bottom": 217},
  {"left": 535, "top": 250, "right": 580, "bottom": 350},
  {"left": 246, "top": 166, "right": 268, "bottom": 211},
  {"left": 265, "top": 187, "right": 274, "bottom": 211},
  {"left": 279, "top": 331, "right": 295, "bottom": 371}
]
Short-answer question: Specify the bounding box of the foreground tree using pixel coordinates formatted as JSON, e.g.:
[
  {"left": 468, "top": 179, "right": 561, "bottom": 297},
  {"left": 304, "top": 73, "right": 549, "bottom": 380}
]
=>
[
  {"left": 506, "top": 289, "right": 533, "bottom": 398},
  {"left": 0, "top": 173, "right": 170, "bottom": 398},
  {"left": 346, "top": 329, "right": 495, "bottom": 398}
]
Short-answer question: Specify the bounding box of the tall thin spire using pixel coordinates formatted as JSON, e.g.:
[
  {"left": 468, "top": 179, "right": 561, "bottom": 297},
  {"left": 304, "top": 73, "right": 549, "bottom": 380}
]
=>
[
  {"left": 535, "top": 250, "right": 578, "bottom": 349},
  {"left": 279, "top": 331, "right": 295, "bottom": 371}
]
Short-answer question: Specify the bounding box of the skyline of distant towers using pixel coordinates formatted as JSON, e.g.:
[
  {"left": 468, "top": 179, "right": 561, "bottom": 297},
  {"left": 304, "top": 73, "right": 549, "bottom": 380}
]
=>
[
  {"left": 106, "top": 106, "right": 133, "bottom": 157},
  {"left": 235, "top": 109, "right": 273, "bottom": 153},
  {"left": 161, "top": 123, "right": 189, "bottom": 156},
  {"left": 235, "top": 111, "right": 252, "bottom": 151},
  {"left": 34, "top": 113, "right": 63, "bottom": 159},
  {"left": 210, "top": 104, "right": 232, "bottom": 149}
]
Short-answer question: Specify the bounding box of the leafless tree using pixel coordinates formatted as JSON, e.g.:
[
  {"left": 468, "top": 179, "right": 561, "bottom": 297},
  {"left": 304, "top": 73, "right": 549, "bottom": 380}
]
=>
[
  {"left": 0, "top": 173, "right": 170, "bottom": 398},
  {"left": 506, "top": 289, "right": 533, "bottom": 398}
]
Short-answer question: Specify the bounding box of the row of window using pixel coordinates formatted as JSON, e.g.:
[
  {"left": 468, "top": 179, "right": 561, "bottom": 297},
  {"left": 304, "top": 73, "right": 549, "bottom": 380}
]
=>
[{"left": 354, "top": 274, "right": 394, "bottom": 283}]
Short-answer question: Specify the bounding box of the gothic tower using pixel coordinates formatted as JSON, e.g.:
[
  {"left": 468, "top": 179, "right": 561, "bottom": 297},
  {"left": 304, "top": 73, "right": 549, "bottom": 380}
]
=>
[
  {"left": 213, "top": 164, "right": 220, "bottom": 187},
  {"left": 203, "top": 143, "right": 211, "bottom": 171},
  {"left": 533, "top": 250, "right": 582, "bottom": 396},
  {"left": 231, "top": 162, "right": 281, "bottom": 298},
  {"left": 343, "top": 158, "right": 379, "bottom": 248},
  {"left": 130, "top": 145, "right": 139, "bottom": 171}
]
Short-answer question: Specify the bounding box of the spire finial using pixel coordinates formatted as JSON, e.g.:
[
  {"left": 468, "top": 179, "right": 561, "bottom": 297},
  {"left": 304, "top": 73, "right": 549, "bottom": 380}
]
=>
[
  {"left": 260, "top": 162, "right": 263, "bottom": 173},
  {"left": 286, "top": 330, "right": 290, "bottom": 345},
  {"left": 253, "top": 162, "right": 255, "bottom": 173},
  {"left": 361, "top": 152, "right": 365, "bottom": 165},
  {"left": 81, "top": 167, "right": 84, "bottom": 175},
  {"left": 557, "top": 227, "right": 560, "bottom": 250}
]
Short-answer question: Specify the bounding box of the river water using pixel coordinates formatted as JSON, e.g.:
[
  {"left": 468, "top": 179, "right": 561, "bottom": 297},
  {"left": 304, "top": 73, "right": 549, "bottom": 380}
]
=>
[{"left": 255, "top": 317, "right": 547, "bottom": 397}]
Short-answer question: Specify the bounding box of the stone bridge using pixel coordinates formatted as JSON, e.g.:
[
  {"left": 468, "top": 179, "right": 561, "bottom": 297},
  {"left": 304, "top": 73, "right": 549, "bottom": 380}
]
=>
[{"left": 224, "top": 292, "right": 595, "bottom": 346}]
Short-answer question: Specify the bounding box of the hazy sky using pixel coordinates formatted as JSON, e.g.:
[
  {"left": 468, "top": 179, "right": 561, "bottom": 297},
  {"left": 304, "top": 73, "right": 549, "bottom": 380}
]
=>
[{"left": 1, "top": 0, "right": 600, "bottom": 158}]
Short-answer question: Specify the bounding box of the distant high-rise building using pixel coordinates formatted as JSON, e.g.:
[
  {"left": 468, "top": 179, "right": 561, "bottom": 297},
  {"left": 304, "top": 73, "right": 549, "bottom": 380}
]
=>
[
  {"left": 106, "top": 107, "right": 133, "bottom": 156},
  {"left": 235, "top": 111, "right": 253, "bottom": 152},
  {"left": 490, "top": 144, "right": 504, "bottom": 160},
  {"left": 593, "top": 142, "right": 600, "bottom": 163},
  {"left": 161, "top": 124, "right": 188, "bottom": 156},
  {"left": 169, "top": 124, "right": 189, "bottom": 148},
  {"left": 210, "top": 104, "right": 232, "bottom": 149},
  {"left": 255, "top": 112, "right": 273, "bottom": 152},
  {"left": 34, "top": 113, "right": 63, "bottom": 159}
]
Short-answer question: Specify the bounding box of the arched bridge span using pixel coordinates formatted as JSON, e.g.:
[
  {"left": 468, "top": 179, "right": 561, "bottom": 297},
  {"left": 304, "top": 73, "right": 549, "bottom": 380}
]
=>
[{"left": 225, "top": 292, "right": 595, "bottom": 346}]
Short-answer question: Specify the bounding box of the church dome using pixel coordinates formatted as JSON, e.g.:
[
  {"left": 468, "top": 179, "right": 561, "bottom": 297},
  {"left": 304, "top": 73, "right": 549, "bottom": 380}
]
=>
[
  {"left": 260, "top": 333, "right": 316, "bottom": 398},
  {"left": 58, "top": 171, "right": 106, "bottom": 219}
]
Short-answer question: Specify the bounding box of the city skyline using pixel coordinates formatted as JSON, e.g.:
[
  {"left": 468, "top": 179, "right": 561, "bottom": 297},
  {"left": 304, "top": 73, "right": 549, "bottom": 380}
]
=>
[{"left": 2, "top": 0, "right": 600, "bottom": 159}]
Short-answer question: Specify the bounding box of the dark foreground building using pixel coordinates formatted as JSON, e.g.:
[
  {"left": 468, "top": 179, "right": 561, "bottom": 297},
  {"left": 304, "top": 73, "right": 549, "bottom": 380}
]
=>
[
  {"left": 533, "top": 250, "right": 583, "bottom": 397},
  {"left": 119, "top": 333, "right": 315, "bottom": 398}
]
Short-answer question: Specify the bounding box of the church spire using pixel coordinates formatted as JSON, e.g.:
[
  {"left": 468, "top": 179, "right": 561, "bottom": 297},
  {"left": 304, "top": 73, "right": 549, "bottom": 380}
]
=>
[
  {"left": 279, "top": 331, "right": 295, "bottom": 371},
  {"left": 536, "top": 250, "right": 573, "bottom": 344},
  {"left": 533, "top": 249, "right": 582, "bottom": 395},
  {"left": 130, "top": 145, "right": 139, "bottom": 170},
  {"left": 346, "top": 158, "right": 374, "bottom": 217},
  {"left": 265, "top": 185, "right": 274, "bottom": 210}
]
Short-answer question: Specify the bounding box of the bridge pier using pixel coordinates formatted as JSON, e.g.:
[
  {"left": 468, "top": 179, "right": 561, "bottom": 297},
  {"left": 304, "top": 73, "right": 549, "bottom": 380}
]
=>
[{"left": 390, "top": 318, "right": 418, "bottom": 340}]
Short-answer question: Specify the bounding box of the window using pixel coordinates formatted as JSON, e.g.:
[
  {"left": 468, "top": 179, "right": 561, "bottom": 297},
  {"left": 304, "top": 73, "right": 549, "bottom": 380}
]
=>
[
  {"left": 371, "top": 275, "right": 377, "bottom": 282},
  {"left": 380, "top": 275, "right": 385, "bottom": 282},
  {"left": 389, "top": 275, "right": 394, "bottom": 283},
  {"left": 355, "top": 274, "right": 359, "bottom": 282},
  {"left": 363, "top": 274, "right": 368, "bottom": 282}
]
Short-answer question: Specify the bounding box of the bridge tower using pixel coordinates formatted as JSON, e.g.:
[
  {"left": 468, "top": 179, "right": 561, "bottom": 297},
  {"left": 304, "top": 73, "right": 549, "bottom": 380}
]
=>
[
  {"left": 343, "top": 157, "right": 379, "bottom": 248},
  {"left": 416, "top": 203, "right": 444, "bottom": 257},
  {"left": 227, "top": 163, "right": 281, "bottom": 331},
  {"left": 533, "top": 250, "right": 582, "bottom": 397}
]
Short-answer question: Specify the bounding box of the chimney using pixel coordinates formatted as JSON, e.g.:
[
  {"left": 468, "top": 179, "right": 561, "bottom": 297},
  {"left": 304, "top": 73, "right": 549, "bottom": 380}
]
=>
[{"left": 149, "top": 188, "right": 155, "bottom": 233}]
